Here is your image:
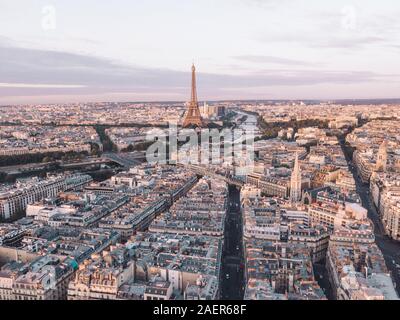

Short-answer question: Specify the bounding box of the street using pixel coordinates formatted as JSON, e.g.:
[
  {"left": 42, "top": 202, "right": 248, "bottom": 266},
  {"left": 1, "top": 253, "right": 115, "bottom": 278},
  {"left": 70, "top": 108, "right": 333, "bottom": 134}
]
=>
[
  {"left": 342, "top": 143, "right": 400, "bottom": 295},
  {"left": 220, "top": 186, "right": 245, "bottom": 300}
]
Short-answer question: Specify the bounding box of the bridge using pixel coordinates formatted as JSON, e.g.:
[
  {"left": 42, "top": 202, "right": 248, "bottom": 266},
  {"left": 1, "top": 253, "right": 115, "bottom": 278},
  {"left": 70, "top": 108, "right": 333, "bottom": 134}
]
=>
[
  {"left": 59, "top": 152, "right": 146, "bottom": 169},
  {"left": 59, "top": 158, "right": 110, "bottom": 169},
  {"left": 102, "top": 152, "right": 145, "bottom": 168},
  {"left": 0, "top": 162, "right": 58, "bottom": 175},
  {"left": 186, "top": 164, "right": 245, "bottom": 187}
]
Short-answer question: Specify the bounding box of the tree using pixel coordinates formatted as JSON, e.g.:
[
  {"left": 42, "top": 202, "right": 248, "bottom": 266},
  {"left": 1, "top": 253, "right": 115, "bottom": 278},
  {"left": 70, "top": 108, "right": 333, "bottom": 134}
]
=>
[{"left": 42, "top": 156, "right": 51, "bottom": 163}]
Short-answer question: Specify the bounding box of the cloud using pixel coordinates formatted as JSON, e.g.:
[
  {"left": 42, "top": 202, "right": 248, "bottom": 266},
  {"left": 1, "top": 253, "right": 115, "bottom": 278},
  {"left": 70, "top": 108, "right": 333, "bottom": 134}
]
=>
[
  {"left": 0, "top": 83, "right": 85, "bottom": 88},
  {"left": 240, "top": 0, "right": 293, "bottom": 9},
  {"left": 311, "top": 35, "right": 387, "bottom": 49},
  {"left": 260, "top": 32, "right": 389, "bottom": 50},
  {"left": 233, "top": 55, "right": 314, "bottom": 66},
  {"left": 0, "top": 42, "right": 397, "bottom": 102},
  {"left": 253, "top": 4, "right": 400, "bottom": 50}
]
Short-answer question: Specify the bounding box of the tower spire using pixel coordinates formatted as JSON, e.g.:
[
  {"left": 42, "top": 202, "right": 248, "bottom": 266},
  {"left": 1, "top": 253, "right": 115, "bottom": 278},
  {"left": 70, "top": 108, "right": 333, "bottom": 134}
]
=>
[
  {"left": 183, "top": 64, "right": 203, "bottom": 128},
  {"left": 290, "top": 152, "right": 302, "bottom": 203},
  {"left": 191, "top": 64, "right": 198, "bottom": 105}
]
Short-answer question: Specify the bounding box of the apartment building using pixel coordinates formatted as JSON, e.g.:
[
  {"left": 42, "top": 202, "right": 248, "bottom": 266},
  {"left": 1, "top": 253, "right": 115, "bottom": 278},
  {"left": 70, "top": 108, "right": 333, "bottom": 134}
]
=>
[{"left": 0, "top": 174, "right": 92, "bottom": 220}]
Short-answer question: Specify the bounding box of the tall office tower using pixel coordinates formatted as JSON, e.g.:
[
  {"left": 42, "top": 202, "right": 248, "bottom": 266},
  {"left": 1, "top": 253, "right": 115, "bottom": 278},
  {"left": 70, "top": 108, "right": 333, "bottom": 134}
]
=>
[
  {"left": 290, "top": 153, "right": 302, "bottom": 203},
  {"left": 376, "top": 140, "right": 388, "bottom": 172},
  {"left": 182, "top": 64, "right": 203, "bottom": 128}
]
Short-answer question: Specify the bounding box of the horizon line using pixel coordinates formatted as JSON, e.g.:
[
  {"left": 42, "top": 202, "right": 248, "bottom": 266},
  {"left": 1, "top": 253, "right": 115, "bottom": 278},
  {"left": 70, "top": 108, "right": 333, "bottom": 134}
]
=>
[{"left": 2, "top": 97, "right": 400, "bottom": 107}]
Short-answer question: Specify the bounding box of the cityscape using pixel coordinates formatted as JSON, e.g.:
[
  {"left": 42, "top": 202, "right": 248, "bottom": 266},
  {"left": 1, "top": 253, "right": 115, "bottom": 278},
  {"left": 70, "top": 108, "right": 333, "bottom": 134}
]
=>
[{"left": 1, "top": 0, "right": 400, "bottom": 305}]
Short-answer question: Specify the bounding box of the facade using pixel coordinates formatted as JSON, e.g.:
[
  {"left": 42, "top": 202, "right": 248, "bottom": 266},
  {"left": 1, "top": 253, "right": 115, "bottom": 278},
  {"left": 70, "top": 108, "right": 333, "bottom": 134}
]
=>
[
  {"left": 67, "top": 246, "right": 136, "bottom": 300},
  {"left": 353, "top": 150, "right": 374, "bottom": 183},
  {"left": 326, "top": 243, "right": 398, "bottom": 300},
  {"left": 144, "top": 280, "right": 173, "bottom": 300},
  {"left": 290, "top": 153, "right": 302, "bottom": 203},
  {"left": 381, "top": 195, "right": 400, "bottom": 241},
  {"left": 149, "top": 178, "right": 227, "bottom": 238},
  {"left": 370, "top": 172, "right": 400, "bottom": 240},
  {"left": 244, "top": 240, "right": 326, "bottom": 300},
  {"left": 184, "top": 275, "right": 219, "bottom": 300},
  {"left": 3, "top": 255, "right": 75, "bottom": 300},
  {"left": 375, "top": 140, "right": 388, "bottom": 172},
  {"left": 246, "top": 173, "right": 289, "bottom": 198},
  {"left": 0, "top": 174, "right": 92, "bottom": 220},
  {"left": 241, "top": 192, "right": 330, "bottom": 264}
]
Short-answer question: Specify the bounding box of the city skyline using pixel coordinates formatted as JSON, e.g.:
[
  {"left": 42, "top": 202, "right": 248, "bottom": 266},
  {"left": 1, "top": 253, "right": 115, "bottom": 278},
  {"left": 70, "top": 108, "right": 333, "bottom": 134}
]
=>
[
  {"left": 2, "top": 1, "right": 400, "bottom": 305},
  {"left": 1, "top": 0, "right": 400, "bottom": 104}
]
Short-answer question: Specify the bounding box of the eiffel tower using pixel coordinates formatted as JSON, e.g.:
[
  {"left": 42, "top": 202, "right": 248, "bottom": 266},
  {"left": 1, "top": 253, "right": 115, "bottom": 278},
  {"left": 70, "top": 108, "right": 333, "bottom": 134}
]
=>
[{"left": 182, "top": 64, "right": 203, "bottom": 128}]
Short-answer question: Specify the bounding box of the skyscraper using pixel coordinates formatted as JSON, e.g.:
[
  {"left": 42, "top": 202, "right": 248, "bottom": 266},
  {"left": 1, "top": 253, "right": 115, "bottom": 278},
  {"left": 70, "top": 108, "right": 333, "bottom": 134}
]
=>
[
  {"left": 182, "top": 64, "right": 203, "bottom": 128},
  {"left": 290, "top": 153, "right": 302, "bottom": 203}
]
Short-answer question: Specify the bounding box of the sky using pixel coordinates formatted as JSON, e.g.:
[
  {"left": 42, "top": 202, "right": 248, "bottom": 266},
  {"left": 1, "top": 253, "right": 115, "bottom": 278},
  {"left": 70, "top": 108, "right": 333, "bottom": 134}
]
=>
[{"left": 0, "top": 0, "right": 400, "bottom": 104}]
